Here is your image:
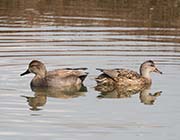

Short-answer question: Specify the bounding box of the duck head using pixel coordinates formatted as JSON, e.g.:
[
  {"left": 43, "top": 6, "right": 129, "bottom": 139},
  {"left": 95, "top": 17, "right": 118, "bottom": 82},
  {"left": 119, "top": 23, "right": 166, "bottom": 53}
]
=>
[
  {"left": 21, "top": 60, "right": 47, "bottom": 78},
  {"left": 140, "top": 60, "right": 162, "bottom": 79}
]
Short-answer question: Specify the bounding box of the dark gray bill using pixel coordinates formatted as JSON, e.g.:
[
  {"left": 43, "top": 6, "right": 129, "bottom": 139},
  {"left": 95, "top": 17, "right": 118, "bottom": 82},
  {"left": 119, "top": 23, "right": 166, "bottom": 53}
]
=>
[
  {"left": 20, "top": 69, "right": 30, "bottom": 76},
  {"left": 154, "top": 67, "right": 163, "bottom": 74}
]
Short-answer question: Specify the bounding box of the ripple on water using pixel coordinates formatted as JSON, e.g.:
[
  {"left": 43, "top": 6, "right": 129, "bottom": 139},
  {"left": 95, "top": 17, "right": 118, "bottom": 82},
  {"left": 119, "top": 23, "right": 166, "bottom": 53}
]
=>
[{"left": 0, "top": 1, "right": 180, "bottom": 140}]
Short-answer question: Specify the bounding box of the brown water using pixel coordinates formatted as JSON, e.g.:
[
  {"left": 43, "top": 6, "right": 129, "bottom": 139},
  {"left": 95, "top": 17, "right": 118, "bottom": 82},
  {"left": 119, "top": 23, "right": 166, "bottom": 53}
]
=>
[{"left": 0, "top": 0, "right": 180, "bottom": 139}]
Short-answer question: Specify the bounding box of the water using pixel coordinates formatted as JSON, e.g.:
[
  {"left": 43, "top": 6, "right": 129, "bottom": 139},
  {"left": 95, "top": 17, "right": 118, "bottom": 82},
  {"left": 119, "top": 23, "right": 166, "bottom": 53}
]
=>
[{"left": 0, "top": 0, "right": 180, "bottom": 139}]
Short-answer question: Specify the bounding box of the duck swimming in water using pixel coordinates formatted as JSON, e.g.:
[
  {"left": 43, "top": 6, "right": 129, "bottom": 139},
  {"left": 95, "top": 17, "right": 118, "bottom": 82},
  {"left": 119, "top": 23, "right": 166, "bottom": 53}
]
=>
[
  {"left": 21, "top": 60, "right": 88, "bottom": 89},
  {"left": 95, "top": 60, "right": 162, "bottom": 87}
]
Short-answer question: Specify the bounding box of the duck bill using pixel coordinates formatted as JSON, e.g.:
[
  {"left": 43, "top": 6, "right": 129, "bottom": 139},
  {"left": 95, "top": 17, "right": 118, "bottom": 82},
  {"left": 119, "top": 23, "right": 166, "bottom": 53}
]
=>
[
  {"left": 154, "top": 67, "right": 163, "bottom": 74},
  {"left": 20, "top": 69, "right": 30, "bottom": 76}
]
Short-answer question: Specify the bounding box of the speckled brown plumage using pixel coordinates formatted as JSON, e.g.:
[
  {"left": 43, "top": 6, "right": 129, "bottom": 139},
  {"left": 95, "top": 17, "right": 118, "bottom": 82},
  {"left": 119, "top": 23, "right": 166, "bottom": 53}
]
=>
[
  {"left": 96, "top": 60, "right": 162, "bottom": 86},
  {"left": 96, "top": 68, "right": 148, "bottom": 86}
]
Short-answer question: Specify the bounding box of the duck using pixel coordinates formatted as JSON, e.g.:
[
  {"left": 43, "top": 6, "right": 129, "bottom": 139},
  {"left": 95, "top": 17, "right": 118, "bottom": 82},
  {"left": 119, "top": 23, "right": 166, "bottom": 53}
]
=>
[
  {"left": 95, "top": 60, "right": 162, "bottom": 87},
  {"left": 20, "top": 60, "right": 88, "bottom": 89}
]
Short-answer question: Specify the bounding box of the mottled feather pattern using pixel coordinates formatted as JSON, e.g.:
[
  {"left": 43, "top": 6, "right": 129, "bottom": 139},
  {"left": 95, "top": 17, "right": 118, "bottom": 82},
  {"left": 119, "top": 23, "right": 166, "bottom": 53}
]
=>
[
  {"left": 113, "top": 69, "right": 141, "bottom": 79},
  {"left": 96, "top": 68, "right": 148, "bottom": 86},
  {"left": 96, "top": 68, "right": 141, "bottom": 80}
]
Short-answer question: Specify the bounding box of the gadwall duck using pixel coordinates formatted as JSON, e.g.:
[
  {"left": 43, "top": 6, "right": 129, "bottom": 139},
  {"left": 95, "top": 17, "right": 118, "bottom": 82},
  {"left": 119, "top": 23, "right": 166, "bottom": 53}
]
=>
[
  {"left": 21, "top": 60, "right": 88, "bottom": 88},
  {"left": 95, "top": 60, "right": 162, "bottom": 86}
]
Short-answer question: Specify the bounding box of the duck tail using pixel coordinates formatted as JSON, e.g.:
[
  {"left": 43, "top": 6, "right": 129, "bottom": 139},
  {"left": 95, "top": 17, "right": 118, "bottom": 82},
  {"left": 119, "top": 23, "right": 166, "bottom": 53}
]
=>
[
  {"left": 96, "top": 68, "right": 104, "bottom": 72},
  {"left": 79, "top": 72, "right": 89, "bottom": 82},
  {"left": 95, "top": 76, "right": 104, "bottom": 83},
  {"left": 95, "top": 74, "right": 114, "bottom": 86}
]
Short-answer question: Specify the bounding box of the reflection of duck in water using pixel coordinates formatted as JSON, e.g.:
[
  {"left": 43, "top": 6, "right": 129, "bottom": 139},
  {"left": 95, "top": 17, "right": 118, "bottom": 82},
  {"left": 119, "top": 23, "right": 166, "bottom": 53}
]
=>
[
  {"left": 95, "top": 84, "right": 147, "bottom": 99},
  {"left": 22, "top": 84, "right": 87, "bottom": 110},
  {"left": 22, "top": 94, "right": 47, "bottom": 111},
  {"left": 34, "top": 84, "right": 87, "bottom": 99},
  {"left": 95, "top": 84, "right": 162, "bottom": 105},
  {"left": 95, "top": 60, "right": 162, "bottom": 87},
  {"left": 139, "top": 87, "right": 162, "bottom": 105},
  {"left": 20, "top": 60, "right": 88, "bottom": 89}
]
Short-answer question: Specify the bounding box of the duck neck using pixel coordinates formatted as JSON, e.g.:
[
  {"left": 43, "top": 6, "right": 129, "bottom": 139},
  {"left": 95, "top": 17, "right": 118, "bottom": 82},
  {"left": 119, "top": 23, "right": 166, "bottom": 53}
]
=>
[
  {"left": 31, "top": 71, "right": 47, "bottom": 87},
  {"left": 38, "top": 71, "right": 47, "bottom": 78},
  {"left": 140, "top": 70, "right": 152, "bottom": 82},
  {"left": 32, "top": 69, "right": 47, "bottom": 83},
  {"left": 35, "top": 68, "right": 47, "bottom": 79}
]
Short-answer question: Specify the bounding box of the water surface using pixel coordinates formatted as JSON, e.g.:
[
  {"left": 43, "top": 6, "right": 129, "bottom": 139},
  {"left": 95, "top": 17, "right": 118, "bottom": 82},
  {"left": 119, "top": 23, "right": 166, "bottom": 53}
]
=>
[{"left": 0, "top": 0, "right": 180, "bottom": 140}]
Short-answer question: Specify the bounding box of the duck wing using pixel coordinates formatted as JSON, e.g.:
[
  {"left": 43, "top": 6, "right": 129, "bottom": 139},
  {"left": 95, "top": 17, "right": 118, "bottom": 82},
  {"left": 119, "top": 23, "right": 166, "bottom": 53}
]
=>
[
  {"left": 46, "top": 69, "right": 88, "bottom": 83},
  {"left": 48, "top": 69, "right": 87, "bottom": 77},
  {"left": 96, "top": 68, "right": 140, "bottom": 80},
  {"left": 62, "top": 68, "right": 88, "bottom": 70}
]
